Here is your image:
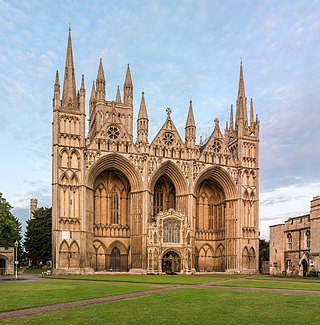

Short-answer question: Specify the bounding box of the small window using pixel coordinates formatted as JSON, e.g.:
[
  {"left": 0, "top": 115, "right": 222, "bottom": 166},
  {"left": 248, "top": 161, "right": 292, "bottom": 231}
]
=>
[
  {"left": 306, "top": 230, "right": 310, "bottom": 249},
  {"left": 287, "top": 233, "right": 292, "bottom": 250}
]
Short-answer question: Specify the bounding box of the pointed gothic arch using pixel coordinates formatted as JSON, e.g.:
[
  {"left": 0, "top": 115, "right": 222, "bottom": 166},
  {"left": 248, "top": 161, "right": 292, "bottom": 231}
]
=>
[
  {"left": 93, "top": 240, "right": 107, "bottom": 271},
  {"left": 86, "top": 153, "right": 142, "bottom": 192},
  {"left": 149, "top": 160, "right": 188, "bottom": 195},
  {"left": 194, "top": 165, "right": 236, "bottom": 200},
  {"left": 197, "top": 244, "right": 214, "bottom": 272}
]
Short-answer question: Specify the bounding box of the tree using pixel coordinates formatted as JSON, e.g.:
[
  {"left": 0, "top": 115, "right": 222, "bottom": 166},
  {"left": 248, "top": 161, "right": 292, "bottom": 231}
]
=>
[
  {"left": 24, "top": 207, "right": 52, "bottom": 267},
  {"left": 0, "top": 192, "right": 21, "bottom": 248},
  {"left": 259, "top": 239, "right": 269, "bottom": 261}
]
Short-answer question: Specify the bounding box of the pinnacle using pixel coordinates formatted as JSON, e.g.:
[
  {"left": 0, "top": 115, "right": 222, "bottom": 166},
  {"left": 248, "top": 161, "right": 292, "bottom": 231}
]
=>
[
  {"left": 138, "top": 91, "right": 148, "bottom": 120},
  {"left": 185, "top": 100, "right": 195, "bottom": 128}
]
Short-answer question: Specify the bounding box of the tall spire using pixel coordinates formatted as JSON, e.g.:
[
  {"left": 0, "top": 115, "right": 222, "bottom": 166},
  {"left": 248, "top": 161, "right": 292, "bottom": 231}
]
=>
[
  {"left": 229, "top": 104, "right": 234, "bottom": 131},
  {"left": 96, "top": 58, "right": 106, "bottom": 102},
  {"left": 250, "top": 98, "right": 254, "bottom": 129},
  {"left": 235, "top": 61, "right": 248, "bottom": 129},
  {"left": 115, "top": 85, "right": 122, "bottom": 103},
  {"left": 185, "top": 100, "right": 195, "bottom": 128},
  {"left": 138, "top": 91, "right": 148, "bottom": 120},
  {"left": 62, "top": 28, "right": 77, "bottom": 110},
  {"left": 123, "top": 64, "right": 133, "bottom": 106}
]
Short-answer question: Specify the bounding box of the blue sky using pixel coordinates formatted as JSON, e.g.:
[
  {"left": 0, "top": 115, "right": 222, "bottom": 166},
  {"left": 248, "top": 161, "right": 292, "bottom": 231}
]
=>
[{"left": 0, "top": 0, "right": 319, "bottom": 239}]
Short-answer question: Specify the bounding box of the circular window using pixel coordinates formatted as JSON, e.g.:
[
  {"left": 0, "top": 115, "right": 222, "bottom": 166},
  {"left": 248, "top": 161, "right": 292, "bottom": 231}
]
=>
[
  {"left": 212, "top": 140, "right": 222, "bottom": 153},
  {"left": 163, "top": 132, "right": 175, "bottom": 146},
  {"left": 107, "top": 126, "right": 120, "bottom": 140}
]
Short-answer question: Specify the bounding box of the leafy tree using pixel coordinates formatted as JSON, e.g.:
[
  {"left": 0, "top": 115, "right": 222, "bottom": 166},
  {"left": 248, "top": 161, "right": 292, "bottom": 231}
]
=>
[
  {"left": 259, "top": 239, "right": 269, "bottom": 261},
  {"left": 24, "top": 207, "right": 52, "bottom": 267},
  {"left": 0, "top": 192, "right": 21, "bottom": 248}
]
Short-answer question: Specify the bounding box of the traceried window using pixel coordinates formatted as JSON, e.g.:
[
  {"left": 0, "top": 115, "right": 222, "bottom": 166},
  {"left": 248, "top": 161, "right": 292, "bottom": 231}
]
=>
[
  {"left": 212, "top": 140, "right": 222, "bottom": 153},
  {"left": 107, "top": 126, "right": 120, "bottom": 140},
  {"left": 287, "top": 233, "right": 292, "bottom": 250},
  {"left": 154, "top": 184, "right": 163, "bottom": 215},
  {"left": 163, "top": 219, "right": 180, "bottom": 243},
  {"left": 163, "top": 132, "right": 175, "bottom": 146},
  {"left": 306, "top": 230, "right": 310, "bottom": 249},
  {"left": 111, "top": 190, "right": 119, "bottom": 223}
]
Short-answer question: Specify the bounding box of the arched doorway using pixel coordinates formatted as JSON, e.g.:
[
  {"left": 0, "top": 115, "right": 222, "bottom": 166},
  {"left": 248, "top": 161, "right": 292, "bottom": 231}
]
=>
[
  {"left": 162, "top": 251, "right": 180, "bottom": 273},
  {"left": 302, "top": 259, "right": 308, "bottom": 277},
  {"left": 110, "top": 247, "right": 120, "bottom": 272},
  {"left": 0, "top": 256, "right": 6, "bottom": 275}
]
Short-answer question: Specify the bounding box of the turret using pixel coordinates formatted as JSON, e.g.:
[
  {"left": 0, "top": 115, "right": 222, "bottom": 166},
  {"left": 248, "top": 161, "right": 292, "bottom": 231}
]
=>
[
  {"left": 53, "top": 70, "right": 60, "bottom": 110},
  {"left": 79, "top": 74, "right": 86, "bottom": 113},
  {"left": 123, "top": 64, "right": 133, "bottom": 106},
  {"left": 235, "top": 61, "right": 248, "bottom": 135},
  {"left": 96, "top": 58, "right": 106, "bottom": 102},
  {"left": 137, "top": 91, "right": 148, "bottom": 144},
  {"left": 185, "top": 100, "right": 196, "bottom": 148},
  {"left": 115, "top": 85, "right": 122, "bottom": 103},
  {"left": 61, "top": 28, "right": 77, "bottom": 110}
]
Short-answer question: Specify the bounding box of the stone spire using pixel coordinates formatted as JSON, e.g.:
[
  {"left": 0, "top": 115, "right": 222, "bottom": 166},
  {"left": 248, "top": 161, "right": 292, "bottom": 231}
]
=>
[
  {"left": 115, "top": 85, "right": 122, "bottom": 103},
  {"left": 123, "top": 64, "right": 133, "bottom": 106},
  {"left": 79, "top": 74, "right": 85, "bottom": 113},
  {"left": 96, "top": 58, "right": 106, "bottom": 102},
  {"left": 229, "top": 104, "right": 234, "bottom": 132},
  {"left": 53, "top": 70, "right": 60, "bottom": 109},
  {"left": 250, "top": 98, "right": 254, "bottom": 130},
  {"left": 235, "top": 61, "right": 248, "bottom": 129},
  {"left": 137, "top": 91, "right": 148, "bottom": 144},
  {"left": 185, "top": 100, "right": 195, "bottom": 128},
  {"left": 62, "top": 28, "right": 77, "bottom": 110},
  {"left": 89, "top": 82, "right": 96, "bottom": 116},
  {"left": 185, "top": 100, "right": 196, "bottom": 148}
]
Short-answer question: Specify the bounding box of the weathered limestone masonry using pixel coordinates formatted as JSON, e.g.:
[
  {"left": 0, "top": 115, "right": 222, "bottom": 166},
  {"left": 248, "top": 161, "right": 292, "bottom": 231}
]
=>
[
  {"left": 52, "top": 30, "right": 260, "bottom": 275},
  {"left": 270, "top": 195, "right": 320, "bottom": 276}
]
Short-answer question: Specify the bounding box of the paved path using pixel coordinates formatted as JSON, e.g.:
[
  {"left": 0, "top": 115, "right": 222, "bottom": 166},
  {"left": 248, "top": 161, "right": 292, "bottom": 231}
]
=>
[{"left": 2, "top": 277, "right": 320, "bottom": 321}]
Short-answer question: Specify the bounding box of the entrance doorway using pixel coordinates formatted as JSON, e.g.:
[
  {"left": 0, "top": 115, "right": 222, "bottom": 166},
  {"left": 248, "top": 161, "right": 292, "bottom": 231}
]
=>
[
  {"left": 0, "top": 257, "right": 6, "bottom": 275},
  {"left": 162, "top": 251, "right": 181, "bottom": 273},
  {"left": 302, "top": 259, "right": 308, "bottom": 277},
  {"left": 110, "top": 247, "right": 120, "bottom": 272}
]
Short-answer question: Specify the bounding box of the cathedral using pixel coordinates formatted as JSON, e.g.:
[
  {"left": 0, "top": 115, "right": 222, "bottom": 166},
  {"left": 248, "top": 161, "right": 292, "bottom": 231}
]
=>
[{"left": 52, "top": 30, "right": 260, "bottom": 274}]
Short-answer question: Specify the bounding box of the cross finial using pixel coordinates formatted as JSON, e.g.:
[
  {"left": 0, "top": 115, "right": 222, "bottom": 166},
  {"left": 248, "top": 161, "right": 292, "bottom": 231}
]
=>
[{"left": 166, "top": 107, "right": 172, "bottom": 116}]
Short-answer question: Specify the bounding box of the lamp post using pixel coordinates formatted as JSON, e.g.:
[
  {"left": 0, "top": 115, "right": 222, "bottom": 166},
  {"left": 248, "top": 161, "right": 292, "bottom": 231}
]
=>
[{"left": 14, "top": 240, "right": 18, "bottom": 280}]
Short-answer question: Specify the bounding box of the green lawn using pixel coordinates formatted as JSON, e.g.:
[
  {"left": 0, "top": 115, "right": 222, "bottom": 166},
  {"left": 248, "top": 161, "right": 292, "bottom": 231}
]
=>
[
  {"left": 212, "top": 278, "right": 320, "bottom": 291},
  {"left": 52, "top": 273, "right": 245, "bottom": 284},
  {"left": 2, "top": 288, "right": 320, "bottom": 324},
  {"left": 0, "top": 280, "right": 160, "bottom": 312}
]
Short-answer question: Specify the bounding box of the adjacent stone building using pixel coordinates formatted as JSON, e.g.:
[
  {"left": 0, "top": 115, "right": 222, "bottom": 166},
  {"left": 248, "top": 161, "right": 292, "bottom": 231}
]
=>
[
  {"left": 270, "top": 195, "right": 320, "bottom": 276},
  {"left": 52, "top": 30, "right": 260, "bottom": 274}
]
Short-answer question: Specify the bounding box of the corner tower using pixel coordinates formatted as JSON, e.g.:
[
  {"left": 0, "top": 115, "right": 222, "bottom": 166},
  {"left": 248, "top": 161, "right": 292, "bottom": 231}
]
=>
[{"left": 52, "top": 29, "right": 89, "bottom": 273}]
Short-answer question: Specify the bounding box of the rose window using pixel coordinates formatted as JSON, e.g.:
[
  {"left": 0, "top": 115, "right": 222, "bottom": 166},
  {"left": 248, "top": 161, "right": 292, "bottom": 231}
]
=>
[
  {"left": 107, "top": 126, "right": 120, "bottom": 140},
  {"left": 212, "top": 140, "right": 222, "bottom": 153},
  {"left": 163, "top": 132, "right": 174, "bottom": 146}
]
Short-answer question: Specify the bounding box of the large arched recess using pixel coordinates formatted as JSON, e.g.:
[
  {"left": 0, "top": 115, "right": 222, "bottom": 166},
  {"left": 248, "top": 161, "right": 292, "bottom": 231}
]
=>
[
  {"left": 86, "top": 153, "right": 142, "bottom": 192},
  {"left": 194, "top": 165, "right": 236, "bottom": 200},
  {"left": 149, "top": 160, "right": 188, "bottom": 195}
]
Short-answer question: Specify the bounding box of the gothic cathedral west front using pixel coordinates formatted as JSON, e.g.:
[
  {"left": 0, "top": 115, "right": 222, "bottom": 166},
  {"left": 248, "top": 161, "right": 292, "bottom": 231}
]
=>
[{"left": 52, "top": 30, "right": 260, "bottom": 274}]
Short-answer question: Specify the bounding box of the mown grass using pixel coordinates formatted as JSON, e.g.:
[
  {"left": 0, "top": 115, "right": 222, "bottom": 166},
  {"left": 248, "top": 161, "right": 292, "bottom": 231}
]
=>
[
  {"left": 212, "top": 278, "right": 320, "bottom": 291},
  {"left": 52, "top": 273, "right": 245, "bottom": 284},
  {"left": 3, "top": 288, "right": 320, "bottom": 324},
  {"left": 22, "top": 268, "right": 44, "bottom": 274},
  {"left": 0, "top": 280, "right": 160, "bottom": 312},
  {"left": 251, "top": 275, "right": 320, "bottom": 282}
]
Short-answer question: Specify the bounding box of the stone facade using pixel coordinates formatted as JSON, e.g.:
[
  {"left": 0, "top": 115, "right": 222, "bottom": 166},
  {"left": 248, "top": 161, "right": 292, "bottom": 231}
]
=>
[
  {"left": 269, "top": 195, "right": 320, "bottom": 276},
  {"left": 52, "top": 30, "right": 260, "bottom": 275},
  {"left": 0, "top": 247, "right": 14, "bottom": 275}
]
